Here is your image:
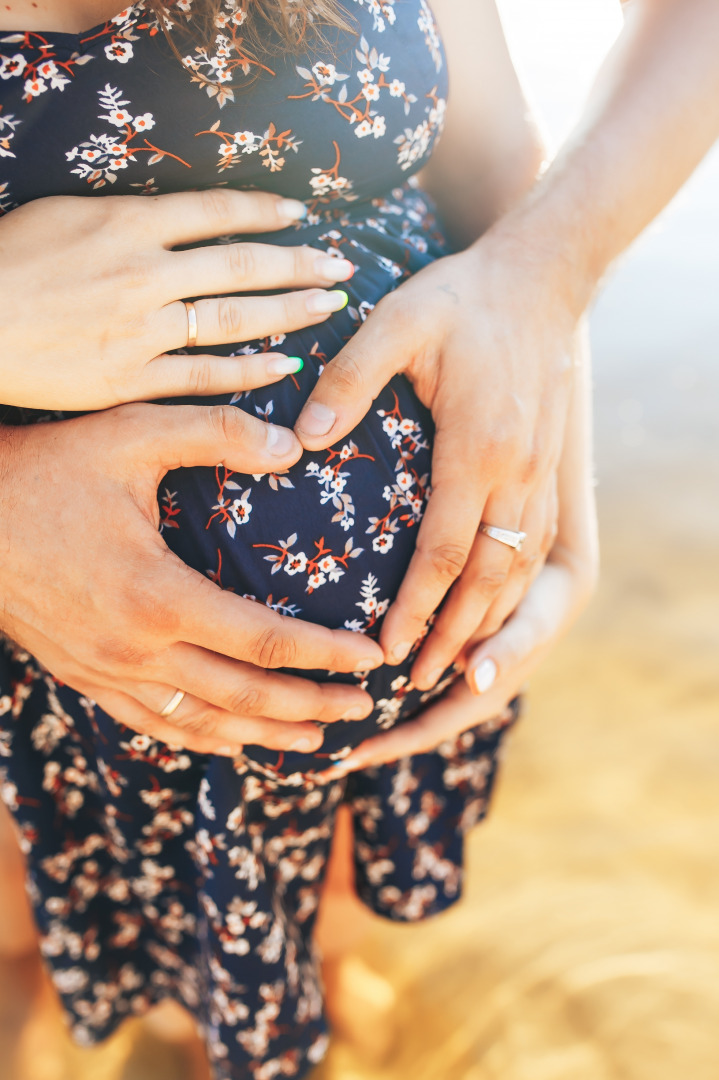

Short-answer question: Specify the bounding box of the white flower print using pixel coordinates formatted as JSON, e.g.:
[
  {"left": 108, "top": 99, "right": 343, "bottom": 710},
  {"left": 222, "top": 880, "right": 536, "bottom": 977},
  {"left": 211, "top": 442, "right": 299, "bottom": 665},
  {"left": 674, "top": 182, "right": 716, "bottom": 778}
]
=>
[
  {"left": 66, "top": 85, "right": 183, "bottom": 189},
  {"left": 283, "top": 551, "right": 308, "bottom": 576},
  {"left": 0, "top": 108, "right": 21, "bottom": 161},
  {"left": 228, "top": 490, "right": 252, "bottom": 526},
  {"left": 0, "top": 52, "right": 25, "bottom": 80},
  {"left": 132, "top": 112, "right": 155, "bottom": 131},
  {"left": 24, "top": 75, "right": 46, "bottom": 97},
  {"left": 312, "top": 61, "right": 340, "bottom": 86},
  {"left": 372, "top": 533, "right": 394, "bottom": 553},
  {"left": 104, "top": 41, "right": 133, "bottom": 63}
]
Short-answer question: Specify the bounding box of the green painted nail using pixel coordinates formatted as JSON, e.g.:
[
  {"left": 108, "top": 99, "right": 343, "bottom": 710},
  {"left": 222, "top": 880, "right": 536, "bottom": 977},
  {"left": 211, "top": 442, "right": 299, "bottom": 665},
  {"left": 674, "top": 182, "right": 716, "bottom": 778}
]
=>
[{"left": 268, "top": 355, "right": 304, "bottom": 376}]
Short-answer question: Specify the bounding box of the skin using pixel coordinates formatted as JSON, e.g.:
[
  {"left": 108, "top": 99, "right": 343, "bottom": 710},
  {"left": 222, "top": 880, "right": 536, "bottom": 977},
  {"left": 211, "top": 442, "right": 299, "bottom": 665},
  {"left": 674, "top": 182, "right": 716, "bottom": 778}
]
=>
[
  {"left": 295, "top": 0, "right": 719, "bottom": 729},
  {"left": 4, "top": 0, "right": 715, "bottom": 762}
]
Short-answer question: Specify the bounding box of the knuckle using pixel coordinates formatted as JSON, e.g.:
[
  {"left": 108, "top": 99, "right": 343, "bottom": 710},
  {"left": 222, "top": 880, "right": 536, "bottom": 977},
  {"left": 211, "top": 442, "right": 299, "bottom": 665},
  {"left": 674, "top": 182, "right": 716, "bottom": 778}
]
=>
[
  {"left": 253, "top": 625, "right": 297, "bottom": 669},
  {"left": 176, "top": 707, "right": 219, "bottom": 738},
  {"left": 475, "top": 567, "right": 510, "bottom": 595},
  {"left": 117, "top": 252, "right": 156, "bottom": 291},
  {"left": 94, "top": 634, "right": 152, "bottom": 671},
  {"left": 225, "top": 682, "right": 267, "bottom": 717},
  {"left": 185, "top": 357, "right": 214, "bottom": 395},
  {"left": 226, "top": 242, "right": 255, "bottom": 282},
  {"left": 217, "top": 297, "right": 245, "bottom": 340},
  {"left": 514, "top": 551, "right": 540, "bottom": 575},
  {"left": 422, "top": 541, "right": 468, "bottom": 583},
  {"left": 205, "top": 404, "right": 245, "bottom": 444},
  {"left": 327, "top": 353, "right": 365, "bottom": 397},
  {"left": 199, "top": 186, "right": 233, "bottom": 226}
]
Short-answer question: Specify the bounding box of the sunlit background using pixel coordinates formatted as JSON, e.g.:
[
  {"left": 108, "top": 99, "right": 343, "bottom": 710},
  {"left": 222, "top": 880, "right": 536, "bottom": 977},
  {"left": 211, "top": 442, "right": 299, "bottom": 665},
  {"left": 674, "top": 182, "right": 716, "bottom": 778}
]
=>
[{"left": 2, "top": 1, "right": 718, "bottom": 1077}]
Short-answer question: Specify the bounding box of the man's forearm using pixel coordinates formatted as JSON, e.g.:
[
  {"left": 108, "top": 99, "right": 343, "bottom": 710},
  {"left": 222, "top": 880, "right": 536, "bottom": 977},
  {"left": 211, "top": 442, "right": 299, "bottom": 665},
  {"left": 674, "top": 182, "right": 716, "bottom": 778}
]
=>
[{"left": 501, "top": 0, "right": 719, "bottom": 312}]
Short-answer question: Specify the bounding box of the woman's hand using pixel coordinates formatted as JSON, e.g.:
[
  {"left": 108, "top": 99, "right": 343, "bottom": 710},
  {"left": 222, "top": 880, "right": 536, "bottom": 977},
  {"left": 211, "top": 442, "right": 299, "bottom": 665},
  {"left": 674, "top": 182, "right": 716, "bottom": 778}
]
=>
[
  {"left": 0, "top": 189, "right": 353, "bottom": 411},
  {"left": 294, "top": 223, "right": 579, "bottom": 688},
  {"left": 0, "top": 405, "right": 383, "bottom": 756}
]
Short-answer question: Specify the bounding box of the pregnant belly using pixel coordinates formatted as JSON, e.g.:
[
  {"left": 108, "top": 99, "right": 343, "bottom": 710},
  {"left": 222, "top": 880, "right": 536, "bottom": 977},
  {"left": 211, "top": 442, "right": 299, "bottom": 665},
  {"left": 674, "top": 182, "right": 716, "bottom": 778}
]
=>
[{"left": 158, "top": 225, "right": 454, "bottom": 778}]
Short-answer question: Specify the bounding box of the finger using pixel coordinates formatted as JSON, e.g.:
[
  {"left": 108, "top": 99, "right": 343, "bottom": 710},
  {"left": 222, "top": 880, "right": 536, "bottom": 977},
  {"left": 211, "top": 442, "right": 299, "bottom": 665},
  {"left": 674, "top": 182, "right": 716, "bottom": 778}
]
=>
[
  {"left": 157, "top": 289, "right": 350, "bottom": 351},
  {"left": 294, "top": 294, "right": 410, "bottom": 450},
  {"left": 473, "top": 477, "right": 558, "bottom": 642},
  {"left": 129, "top": 683, "right": 325, "bottom": 753},
  {"left": 410, "top": 494, "right": 527, "bottom": 689},
  {"left": 140, "top": 351, "right": 306, "bottom": 400},
  {"left": 90, "top": 685, "right": 245, "bottom": 756},
  {"left": 121, "top": 402, "right": 303, "bottom": 478},
  {"left": 166, "top": 562, "right": 384, "bottom": 675},
  {"left": 162, "top": 643, "right": 376, "bottom": 724},
  {"left": 143, "top": 189, "right": 309, "bottom": 246},
  {"left": 379, "top": 426, "right": 487, "bottom": 666},
  {"left": 410, "top": 530, "right": 521, "bottom": 691},
  {"left": 464, "top": 562, "right": 572, "bottom": 696},
  {"left": 312, "top": 679, "right": 495, "bottom": 780},
  {"left": 170, "top": 243, "right": 354, "bottom": 299}
]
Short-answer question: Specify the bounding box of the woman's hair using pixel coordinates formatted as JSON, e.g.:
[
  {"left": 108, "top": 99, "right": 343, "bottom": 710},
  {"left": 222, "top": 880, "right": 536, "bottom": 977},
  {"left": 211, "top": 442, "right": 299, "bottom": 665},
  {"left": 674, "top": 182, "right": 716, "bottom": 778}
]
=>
[{"left": 147, "top": 0, "right": 354, "bottom": 55}]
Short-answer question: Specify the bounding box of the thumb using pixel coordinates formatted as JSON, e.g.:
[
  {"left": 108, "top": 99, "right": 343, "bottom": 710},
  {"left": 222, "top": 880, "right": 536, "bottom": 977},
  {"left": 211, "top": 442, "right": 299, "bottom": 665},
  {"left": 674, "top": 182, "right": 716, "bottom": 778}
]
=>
[
  {"left": 118, "top": 402, "right": 303, "bottom": 478},
  {"left": 294, "top": 298, "right": 409, "bottom": 450}
]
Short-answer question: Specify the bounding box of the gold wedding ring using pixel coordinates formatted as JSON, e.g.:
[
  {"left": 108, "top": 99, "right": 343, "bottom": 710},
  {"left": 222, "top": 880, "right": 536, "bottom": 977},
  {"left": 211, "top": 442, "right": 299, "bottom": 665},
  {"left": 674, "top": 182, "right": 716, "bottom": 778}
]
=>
[
  {"left": 478, "top": 522, "right": 527, "bottom": 552},
  {"left": 159, "top": 689, "right": 186, "bottom": 718},
  {"left": 184, "top": 300, "right": 198, "bottom": 348}
]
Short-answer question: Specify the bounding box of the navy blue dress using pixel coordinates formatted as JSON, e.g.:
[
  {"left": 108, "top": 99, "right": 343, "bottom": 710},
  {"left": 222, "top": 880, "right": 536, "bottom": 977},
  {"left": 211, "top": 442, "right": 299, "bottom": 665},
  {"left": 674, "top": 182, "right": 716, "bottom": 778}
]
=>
[{"left": 0, "top": 3, "right": 518, "bottom": 1076}]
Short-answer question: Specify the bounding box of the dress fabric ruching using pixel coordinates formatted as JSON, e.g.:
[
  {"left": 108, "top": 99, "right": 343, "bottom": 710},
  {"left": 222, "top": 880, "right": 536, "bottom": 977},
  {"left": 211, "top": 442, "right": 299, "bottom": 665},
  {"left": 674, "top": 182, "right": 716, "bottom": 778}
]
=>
[{"left": 0, "top": 3, "right": 518, "bottom": 1077}]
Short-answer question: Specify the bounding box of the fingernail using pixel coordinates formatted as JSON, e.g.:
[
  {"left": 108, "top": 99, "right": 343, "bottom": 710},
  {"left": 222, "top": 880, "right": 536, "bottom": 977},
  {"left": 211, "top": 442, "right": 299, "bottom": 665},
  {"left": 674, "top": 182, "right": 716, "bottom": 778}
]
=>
[
  {"left": 341, "top": 704, "right": 370, "bottom": 721},
  {"left": 267, "top": 355, "right": 304, "bottom": 376},
  {"left": 472, "top": 657, "right": 497, "bottom": 694},
  {"left": 297, "top": 401, "right": 336, "bottom": 437},
  {"left": 265, "top": 423, "right": 297, "bottom": 456},
  {"left": 315, "top": 256, "right": 354, "bottom": 282},
  {"left": 388, "top": 641, "right": 412, "bottom": 665},
  {"left": 421, "top": 667, "right": 443, "bottom": 689},
  {"left": 306, "top": 289, "right": 349, "bottom": 315},
  {"left": 357, "top": 656, "right": 382, "bottom": 672},
  {"left": 290, "top": 736, "right": 318, "bottom": 752},
  {"left": 279, "top": 199, "right": 307, "bottom": 221}
]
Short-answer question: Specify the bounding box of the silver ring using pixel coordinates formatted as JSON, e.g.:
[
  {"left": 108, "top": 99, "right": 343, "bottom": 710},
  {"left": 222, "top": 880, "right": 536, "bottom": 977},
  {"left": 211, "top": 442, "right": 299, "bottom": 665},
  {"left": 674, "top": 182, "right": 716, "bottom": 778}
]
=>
[
  {"left": 159, "top": 689, "right": 186, "bottom": 718},
  {"left": 478, "top": 522, "right": 527, "bottom": 552},
  {"left": 184, "top": 300, "right": 198, "bottom": 348}
]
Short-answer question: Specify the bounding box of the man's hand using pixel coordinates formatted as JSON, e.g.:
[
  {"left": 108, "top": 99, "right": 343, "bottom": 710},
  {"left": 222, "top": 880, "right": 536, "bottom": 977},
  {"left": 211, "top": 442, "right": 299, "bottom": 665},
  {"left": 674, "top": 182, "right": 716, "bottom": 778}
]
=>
[
  {"left": 294, "top": 229, "right": 578, "bottom": 690},
  {"left": 0, "top": 405, "right": 382, "bottom": 755}
]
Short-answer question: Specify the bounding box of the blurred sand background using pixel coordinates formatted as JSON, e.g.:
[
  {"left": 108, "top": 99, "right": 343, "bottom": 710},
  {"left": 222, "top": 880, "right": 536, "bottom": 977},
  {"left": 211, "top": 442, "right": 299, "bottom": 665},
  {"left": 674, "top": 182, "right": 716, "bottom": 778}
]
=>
[{"left": 2, "top": 1, "right": 718, "bottom": 1077}]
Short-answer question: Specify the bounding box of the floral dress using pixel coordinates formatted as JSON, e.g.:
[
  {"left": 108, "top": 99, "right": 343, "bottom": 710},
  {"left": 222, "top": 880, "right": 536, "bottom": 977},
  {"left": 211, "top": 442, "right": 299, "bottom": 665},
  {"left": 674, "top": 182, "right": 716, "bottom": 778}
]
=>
[{"left": 0, "top": 3, "right": 518, "bottom": 1077}]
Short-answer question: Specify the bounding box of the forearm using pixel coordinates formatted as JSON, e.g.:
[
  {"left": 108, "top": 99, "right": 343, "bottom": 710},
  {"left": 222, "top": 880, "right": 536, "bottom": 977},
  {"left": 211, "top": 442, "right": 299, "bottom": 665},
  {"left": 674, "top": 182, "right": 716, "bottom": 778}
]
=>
[
  {"left": 554, "top": 320, "right": 598, "bottom": 588},
  {"left": 419, "top": 0, "right": 546, "bottom": 249},
  {"left": 500, "top": 0, "right": 719, "bottom": 311}
]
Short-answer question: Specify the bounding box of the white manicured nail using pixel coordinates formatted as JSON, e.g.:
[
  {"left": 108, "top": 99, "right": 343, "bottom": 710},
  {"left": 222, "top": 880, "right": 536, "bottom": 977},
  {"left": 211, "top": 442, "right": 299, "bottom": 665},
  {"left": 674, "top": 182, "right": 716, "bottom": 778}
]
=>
[
  {"left": 290, "top": 737, "right": 317, "bottom": 752},
  {"left": 388, "top": 641, "right": 412, "bottom": 665},
  {"left": 341, "top": 704, "right": 369, "bottom": 721},
  {"left": 265, "top": 423, "right": 296, "bottom": 456},
  {"left": 306, "top": 289, "right": 349, "bottom": 315},
  {"left": 422, "top": 668, "right": 443, "bottom": 689},
  {"left": 279, "top": 199, "right": 307, "bottom": 221},
  {"left": 315, "top": 256, "right": 354, "bottom": 282},
  {"left": 472, "top": 658, "right": 497, "bottom": 694}
]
